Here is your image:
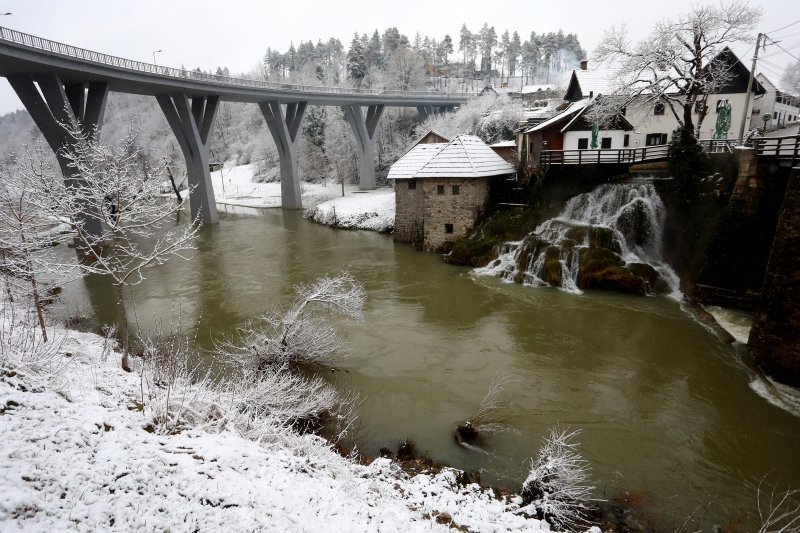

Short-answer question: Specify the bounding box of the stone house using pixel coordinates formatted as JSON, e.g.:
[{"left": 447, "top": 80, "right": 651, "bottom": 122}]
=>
[{"left": 389, "top": 135, "right": 515, "bottom": 252}]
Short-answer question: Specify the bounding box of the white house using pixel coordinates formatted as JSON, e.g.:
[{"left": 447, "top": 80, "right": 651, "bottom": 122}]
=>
[
  {"left": 563, "top": 49, "right": 766, "bottom": 145},
  {"left": 757, "top": 73, "right": 800, "bottom": 129}
]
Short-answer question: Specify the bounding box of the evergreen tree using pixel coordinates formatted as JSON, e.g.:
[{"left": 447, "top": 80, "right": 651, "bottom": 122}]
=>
[
  {"left": 347, "top": 34, "right": 367, "bottom": 84},
  {"left": 367, "top": 30, "right": 384, "bottom": 69}
]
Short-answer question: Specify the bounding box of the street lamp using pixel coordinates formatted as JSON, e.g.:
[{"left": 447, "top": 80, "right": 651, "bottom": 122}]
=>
[{"left": 152, "top": 49, "right": 162, "bottom": 65}]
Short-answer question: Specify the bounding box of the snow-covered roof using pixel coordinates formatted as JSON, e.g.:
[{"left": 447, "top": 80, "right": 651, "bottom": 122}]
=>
[
  {"left": 522, "top": 84, "right": 557, "bottom": 94},
  {"left": 386, "top": 143, "right": 447, "bottom": 180},
  {"left": 524, "top": 99, "right": 591, "bottom": 133},
  {"left": 389, "top": 135, "right": 515, "bottom": 180},
  {"left": 572, "top": 69, "right": 617, "bottom": 97},
  {"left": 490, "top": 140, "right": 517, "bottom": 148}
]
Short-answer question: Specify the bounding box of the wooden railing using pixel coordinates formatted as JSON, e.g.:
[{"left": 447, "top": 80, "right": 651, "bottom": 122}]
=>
[
  {"left": 698, "top": 139, "right": 736, "bottom": 153},
  {"left": 0, "top": 26, "right": 463, "bottom": 100},
  {"left": 541, "top": 144, "right": 670, "bottom": 165},
  {"left": 753, "top": 135, "right": 800, "bottom": 166}
]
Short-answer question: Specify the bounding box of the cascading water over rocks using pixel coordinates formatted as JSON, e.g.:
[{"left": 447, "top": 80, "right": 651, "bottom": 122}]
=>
[{"left": 478, "top": 182, "right": 681, "bottom": 296}]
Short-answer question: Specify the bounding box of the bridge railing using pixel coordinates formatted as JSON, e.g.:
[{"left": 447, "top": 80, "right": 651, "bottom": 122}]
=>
[
  {"left": 698, "top": 139, "right": 735, "bottom": 153},
  {"left": 0, "top": 26, "right": 464, "bottom": 100},
  {"left": 541, "top": 144, "right": 670, "bottom": 165},
  {"left": 753, "top": 135, "right": 800, "bottom": 166}
]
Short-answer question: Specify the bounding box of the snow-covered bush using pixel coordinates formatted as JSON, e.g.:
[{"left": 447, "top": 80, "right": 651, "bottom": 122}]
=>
[
  {"left": 455, "top": 372, "right": 513, "bottom": 450},
  {"left": 140, "top": 331, "right": 340, "bottom": 440},
  {"left": 520, "top": 427, "right": 596, "bottom": 531},
  {"left": 221, "top": 270, "right": 365, "bottom": 368}
]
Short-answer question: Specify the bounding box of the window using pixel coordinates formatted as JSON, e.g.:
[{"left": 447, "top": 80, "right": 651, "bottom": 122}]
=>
[
  {"left": 577, "top": 138, "right": 589, "bottom": 149},
  {"left": 654, "top": 102, "right": 665, "bottom": 115},
  {"left": 444, "top": 223, "right": 454, "bottom": 234},
  {"left": 623, "top": 134, "right": 630, "bottom": 147},
  {"left": 645, "top": 133, "right": 668, "bottom": 146},
  {"left": 601, "top": 138, "right": 612, "bottom": 149},
  {"left": 437, "top": 185, "right": 445, "bottom": 195},
  {"left": 408, "top": 179, "right": 416, "bottom": 190},
  {"left": 774, "top": 112, "right": 778, "bottom": 119},
  {"left": 452, "top": 185, "right": 460, "bottom": 195}
]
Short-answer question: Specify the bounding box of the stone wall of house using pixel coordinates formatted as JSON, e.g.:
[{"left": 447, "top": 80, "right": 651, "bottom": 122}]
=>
[
  {"left": 394, "top": 179, "right": 424, "bottom": 246},
  {"left": 421, "top": 177, "right": 490, "bottom": 252}
]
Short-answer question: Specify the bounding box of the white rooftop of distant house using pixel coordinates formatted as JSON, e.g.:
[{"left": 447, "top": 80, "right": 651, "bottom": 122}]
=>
[
  {"left": 572, "top": 68, "right": 618, "bottom": 97},
  {"left": 388, "top": 135, "right": 515, "bottom": 180},
  {"left": 490, "top": 140, "right": 517, "bottom": 148},
  {"left": 522, "top": 84, "right": 557, "bottom": 94}
]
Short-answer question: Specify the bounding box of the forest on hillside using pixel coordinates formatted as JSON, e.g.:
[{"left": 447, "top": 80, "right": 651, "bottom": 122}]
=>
[{"left": 0, "top": 23, "right": 585, "bottom": 185}]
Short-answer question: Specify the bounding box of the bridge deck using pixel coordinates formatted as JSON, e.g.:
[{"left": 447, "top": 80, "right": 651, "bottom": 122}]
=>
[{"left": 0, "top": 26, "right": 469, "bottom": 107}]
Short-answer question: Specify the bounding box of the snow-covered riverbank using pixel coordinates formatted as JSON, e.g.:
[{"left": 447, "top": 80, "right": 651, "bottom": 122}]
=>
[
  {"left": 199, "top": 163, "right": 396, "bottom": 233},
  {"left": 0, "top": 323, "right": 552, "bottom": 531}
]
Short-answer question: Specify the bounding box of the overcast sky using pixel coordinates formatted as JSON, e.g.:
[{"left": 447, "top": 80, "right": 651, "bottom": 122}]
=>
[{"left": 0, "top": 0, "right": 797, "bottom": 114}]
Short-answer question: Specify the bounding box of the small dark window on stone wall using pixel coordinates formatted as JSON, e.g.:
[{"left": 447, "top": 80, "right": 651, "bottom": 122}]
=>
[
  {"left": 437, "top": 185, "right": 445, "bottom": 195},
  {"left": 578, "top": 138, "right": 589, "bottom": 149},
  {"left": 408, "top": 179, "right": 416, "bottom": 190},
  {"left": 601, "top": 138, "right": 612, "bottom": 149},
  {"left": 452, "top": 185, "right": 460, "bottom": 195},
  {"left": 654, "top": 102, "right": 665, "bottom": 115},
  {"left": 445, "top": 223, "right": 454, "bottom": 234},
  {"left": 623, "top": 134, "right": 630, "bottom": 147}
]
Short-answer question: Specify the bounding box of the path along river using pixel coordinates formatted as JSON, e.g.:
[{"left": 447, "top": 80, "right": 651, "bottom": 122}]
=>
[{"left": 57, "top": 205, "right": 800, "bottom": 529}]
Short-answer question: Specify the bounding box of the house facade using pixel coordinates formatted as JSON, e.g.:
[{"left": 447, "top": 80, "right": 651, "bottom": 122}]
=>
[
  {"left": 757, "top": 73, "right": 800, "bottom": 129},
  {"left": 564, "top": 49, "right": 766, "bottom": 145},
  {"left": 389, "top": 135, "right": 515, "bottom": 252}
]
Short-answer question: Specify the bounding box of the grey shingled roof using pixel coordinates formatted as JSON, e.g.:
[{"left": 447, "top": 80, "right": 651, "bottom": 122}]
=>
[
  {"left": 386, "top": 143, "right": 447, "bottom": 180},
  {"left": 389, "top": 135, "right": 515, "bottom": 180}
]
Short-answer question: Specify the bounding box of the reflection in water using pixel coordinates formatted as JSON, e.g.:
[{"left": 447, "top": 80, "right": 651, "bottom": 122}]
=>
[{"left": 53, "top": 209, "right": 800, "bottom": 529}]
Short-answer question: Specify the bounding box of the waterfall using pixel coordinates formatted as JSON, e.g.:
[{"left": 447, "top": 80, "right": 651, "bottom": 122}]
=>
[{"left": 477, "top": 182, "right": 681, "bottom": 297}]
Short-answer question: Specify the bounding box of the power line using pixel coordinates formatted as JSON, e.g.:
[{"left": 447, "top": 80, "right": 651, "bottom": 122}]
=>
[
  {"left": 774, "top": 42, "right": 800, "bottom": 62},
  {"left": 768, "top": 19, "right": 800, "bottom": 34}
]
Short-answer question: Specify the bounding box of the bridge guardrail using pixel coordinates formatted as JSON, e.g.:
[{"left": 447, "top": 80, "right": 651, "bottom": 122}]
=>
[
  {"left": 541, "top": 145, "right": 670, "bottom": 165},
  {"left": 753, "top": 135, "right": 800, "bottom": 166},
  {"left": 0, "top": 26, "right": 465, "bottom": 100}
]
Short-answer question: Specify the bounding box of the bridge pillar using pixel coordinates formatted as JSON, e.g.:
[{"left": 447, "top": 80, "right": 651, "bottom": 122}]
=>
[
  {"left": 416, "top": 105, "right": 434, "bottom": 123},
  {"left": 259, "top": 100, "right": 307, "bottom": 209},
  {"left": 7, "top": 73, "right": 108, "bottom": 238},
  {"left": 343, "top": 104, "right": 384, "bottom": 190},
  {"left": 156, "top": 93, "right": 219, "bottom": 224}
]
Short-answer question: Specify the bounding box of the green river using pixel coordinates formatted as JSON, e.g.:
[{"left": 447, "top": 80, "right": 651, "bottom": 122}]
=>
[{"left": 57, "top": 205, "right": 800, "bottom": 530}]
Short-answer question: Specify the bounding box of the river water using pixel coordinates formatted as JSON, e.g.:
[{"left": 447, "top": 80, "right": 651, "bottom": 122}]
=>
[{"left": 57, "top": 204, "right": 800, "bottom": 529}]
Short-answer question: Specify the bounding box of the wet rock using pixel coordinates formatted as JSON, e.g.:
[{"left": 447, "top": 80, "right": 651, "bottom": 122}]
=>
[{"left": 626, "top": 263, "right": 671, "bottom": 295}]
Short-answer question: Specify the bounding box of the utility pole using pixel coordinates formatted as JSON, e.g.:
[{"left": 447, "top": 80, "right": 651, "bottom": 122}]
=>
[{"left": 738, "top": 32, "right": 763, "bottom": 145}]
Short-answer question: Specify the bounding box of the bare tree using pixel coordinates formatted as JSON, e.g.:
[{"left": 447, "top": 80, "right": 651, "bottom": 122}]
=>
[
  {"left": 758, "top": 477, "right": 800, "bottom": 533},
  {"left": 0, "top": 144, "right": 80, "bottom": 341},
  {"left": 592, "top": 1, "right": 762, "bottom": 137},
  {"left": 780, "top": 59, "right": 800, "bottom": 95},
  {"left": 220, "top": 270, "right": 365, "bottom": 368},
  {"left": 48, "top": 125, "right": 199, "bottom": 371},
  {"left": 454, "top": 372, "right": 513, "bottom": 450},
  {"left": 386, "top": 45, "right": 426, "bottom": 91},
  {"left": 520, "top": 427, "right": 596, "bottom": 531}
]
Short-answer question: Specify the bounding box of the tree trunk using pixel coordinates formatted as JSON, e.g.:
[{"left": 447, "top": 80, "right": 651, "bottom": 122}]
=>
[
  {"left": 30, "top": 273, "right": 47, "bottom": 343},
  {"left": 683, "top": 103, "right": 695, "bottom": 139},
  {"left": 116, "top": 281, "right": 131, "bottom": 372}
]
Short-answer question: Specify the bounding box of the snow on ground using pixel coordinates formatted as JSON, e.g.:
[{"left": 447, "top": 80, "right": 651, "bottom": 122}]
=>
[
  {"left": 0, "top": 325, "right": 551, "bottom": 531},
  {"left": 165, "top": 162, "right": 396, "bottom": 232},
  {"left": 304, "top": 188, "right": 395, "bottom": 233}
]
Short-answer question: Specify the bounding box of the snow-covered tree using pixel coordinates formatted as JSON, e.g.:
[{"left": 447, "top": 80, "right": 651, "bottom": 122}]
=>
[
  {"left": 0, "top": 144, "right": 79, "bottom": 341},
  {"left": 521, "top": 427, "right": 596, "bottom": 531},
  {"left": 53, "top": 126, "right": 199, "bottom": 371},
  {"left": 780, "top": 58, "right": 800, "bottom": 95},
  {"left": 593, "top": 0, "right": 762, "bottom": 138},
  {"left": 386, "top": 45, "right": 425, "bottom": 91},
  {"left": 221, "top": 270, "right": 365, "bottom": 369},
  {"left": 347, "top": 34, "right": 368, "bottom": 85}
]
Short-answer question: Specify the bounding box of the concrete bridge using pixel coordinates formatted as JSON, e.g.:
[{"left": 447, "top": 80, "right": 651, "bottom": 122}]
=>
[{"left": 0, "top": 26, "right": 468, "bottom": 231}]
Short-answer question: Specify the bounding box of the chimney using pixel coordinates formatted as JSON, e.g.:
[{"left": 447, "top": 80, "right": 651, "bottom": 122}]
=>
[{"left": 580, "top": 59, "right": 588, "bottom": 71}]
